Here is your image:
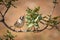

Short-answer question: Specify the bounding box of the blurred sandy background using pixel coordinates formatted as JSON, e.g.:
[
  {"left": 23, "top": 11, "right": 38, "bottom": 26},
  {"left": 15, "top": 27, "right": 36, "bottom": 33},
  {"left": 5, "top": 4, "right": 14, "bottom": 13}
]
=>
[{"left": 0, "top": 0, "right": 60, "bottom": 40}]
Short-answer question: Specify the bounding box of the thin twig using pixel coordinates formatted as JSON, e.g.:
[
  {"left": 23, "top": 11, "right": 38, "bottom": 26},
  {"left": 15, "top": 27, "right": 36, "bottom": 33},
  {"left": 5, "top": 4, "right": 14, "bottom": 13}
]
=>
[
  {"left": 11, "top": 4, "right": 17, "bottom": 8},
  {"left": 37, "top": 25, "right": 48, "bottom": 32},
  {"left": 0, "top": 11, "right": 4, "bottom": 22},
  {"left": 40, "top": 21, "right": 45, "bottom": 25},
  {"left": 50, "top": 0, "right": 57, "bottom": 17},
  {"left": 55, "top": 25, "right": 60, "bottom": 31},
  {"left": 2, "top": 0, "right": 7, "bottom": 7},
  {"left": 2, "top": 21, "right": 22, "bottom": 32},
  {"left": 4, "top": 6, "right": 11, "bottom": 16},
  {"left": 0, "top": 0, "right": 20, "bottom": 32},
  {"left": 0, "top": 11, "right": 3, "bottom": 17}
]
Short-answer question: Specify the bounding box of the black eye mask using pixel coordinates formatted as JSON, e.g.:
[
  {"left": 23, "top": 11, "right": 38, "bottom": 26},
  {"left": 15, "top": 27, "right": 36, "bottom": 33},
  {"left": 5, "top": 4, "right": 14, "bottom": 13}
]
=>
[{"left": 19, "top": 16, "right": 24, "bottom": 20}]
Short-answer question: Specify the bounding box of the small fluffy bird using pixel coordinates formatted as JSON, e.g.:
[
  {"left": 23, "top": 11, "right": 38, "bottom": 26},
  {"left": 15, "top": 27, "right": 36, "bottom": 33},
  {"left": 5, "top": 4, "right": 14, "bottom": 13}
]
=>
[{"left": 14, "top": 16, "right": 24, "bottom": 28}]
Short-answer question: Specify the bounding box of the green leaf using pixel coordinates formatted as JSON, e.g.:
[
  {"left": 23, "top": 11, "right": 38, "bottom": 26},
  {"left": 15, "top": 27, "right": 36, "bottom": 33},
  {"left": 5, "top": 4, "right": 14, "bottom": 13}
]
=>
[
  {"left": 27, "top": 23, "right": 34, "bottom": 28},
  {"left": 26, "top": 7, "right": 32, "bottom": 13},
  {"left": 7, "top": 30, "right": 11, "bottom": 34},
  {"left": 34, "top": 15, "right": 40, "bottom": 22},
  {"left": 39, "top": 14, "right": 42, "bottom": 20},
  {"left": 33, "top": 6, "right": 40, "bottom": 12},
  {"left": 3, "top": 30, "right": 16, "bottom": 40},
  {"left": 53, "top": 20, "right": 57, "bottom": 25},
  {"left": 26, "top": 15, "right": 31, "bottom": 19},
  {"left": 26, "top": 7, "right": 40, "bottom": 29},
  {"left": 32, "top": 13, "right": 38, "bottom": 19},
  {"left": 34, "top": 22, "right": 39, "bottom": 27},
  {"left": 6, "top": 1, "right": 11, "bottom": 7}
]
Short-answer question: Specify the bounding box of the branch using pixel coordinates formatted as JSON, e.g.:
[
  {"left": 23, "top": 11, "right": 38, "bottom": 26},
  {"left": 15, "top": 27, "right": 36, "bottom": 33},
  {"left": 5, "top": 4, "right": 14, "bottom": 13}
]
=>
[
  {"left": 49, "top": 0, "right": 58, "bottom": 19},
  {"left": 26, "top": 21, "right": 48, "bottom": 32},
  {"left": 4, "top": 6, "right": 11, "bottom": 16},
  {"left": 0, "top": 10, "right": 22, "bottom": 32},
  {"left": 2, "top": 21, "right": 23, "bottom": 32},
  {"left": 3, "top": 0, "right": 12, "bottom": 16},
  {"left": 0, "top": 11, "right": 4, "bottom": 22},
  {"left": 0, "top": 0, "right": 19, "bottom": 32},
  {"left": 0, "top": 11, "right": 3, "bottom": 17},
  {"left": 11, "top": 3, "right": 17, "bottom": 8},
  {"left": 37, "top": 25, "right": 48, "bottom": 32},
  {"left": 26, "top": 24, "right": 48, "bottom": 32},
  {"left": 40, "top": 21, "right": 45, "bottom": 25},
  {"left": 2, "top": 0, "right": 7, "bottom": 7},
  {"left": 3, "top": 0, "right": 16, "bottom": 16}
]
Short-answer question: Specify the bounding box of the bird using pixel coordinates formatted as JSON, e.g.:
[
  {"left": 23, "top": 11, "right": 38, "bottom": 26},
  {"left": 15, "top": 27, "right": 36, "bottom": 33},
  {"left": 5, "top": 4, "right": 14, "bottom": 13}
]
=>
[{"left": 14, "top": 16, "right": 24, "bottom": 30}]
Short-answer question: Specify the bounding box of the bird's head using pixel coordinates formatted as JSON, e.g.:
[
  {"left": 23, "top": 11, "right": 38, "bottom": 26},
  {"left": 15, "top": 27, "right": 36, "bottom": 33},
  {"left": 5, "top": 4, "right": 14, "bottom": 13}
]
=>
[{"left": 19, "top": 16, "right": 24, "bottom": 20}]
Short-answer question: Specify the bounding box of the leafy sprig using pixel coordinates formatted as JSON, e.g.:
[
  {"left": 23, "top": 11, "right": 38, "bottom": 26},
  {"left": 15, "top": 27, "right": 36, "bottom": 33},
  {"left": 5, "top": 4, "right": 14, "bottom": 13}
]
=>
[{"left": 26, "top": 7, "right": 43, "bottom": 31}]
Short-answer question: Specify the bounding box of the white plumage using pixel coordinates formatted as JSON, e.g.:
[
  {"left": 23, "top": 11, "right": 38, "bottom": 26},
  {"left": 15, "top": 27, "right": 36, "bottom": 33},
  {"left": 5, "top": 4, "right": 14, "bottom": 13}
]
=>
[
  {"left": 14, "top": 16, "right": 24, "bottom": 28},
  {"left": 17, "top": 19, "right": 22, "bottom": 24}
]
